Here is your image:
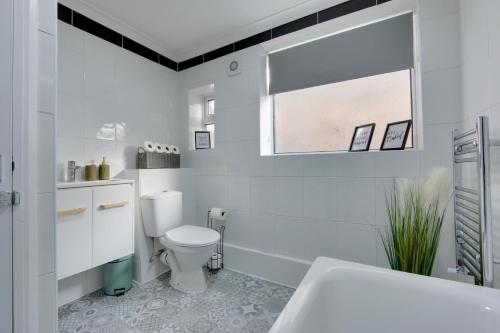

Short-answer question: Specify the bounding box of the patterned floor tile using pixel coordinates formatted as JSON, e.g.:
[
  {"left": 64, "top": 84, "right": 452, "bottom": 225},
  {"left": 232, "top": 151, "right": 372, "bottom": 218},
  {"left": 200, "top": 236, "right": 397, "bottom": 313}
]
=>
[{"left": 59, "top": 269, "right": 294, "bottom": 333}]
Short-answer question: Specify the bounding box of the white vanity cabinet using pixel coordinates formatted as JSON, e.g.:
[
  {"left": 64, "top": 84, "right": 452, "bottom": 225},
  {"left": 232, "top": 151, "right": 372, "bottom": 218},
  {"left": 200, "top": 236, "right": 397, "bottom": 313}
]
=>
[
  {"left": 92, "top": 184, "right": 134, "bottom": 266},
  {"left": 57, "top": 180, "right": 135, "bottom": 280},
  {"left": 56, "top": 187, "right": 93, "bottom": 279}
]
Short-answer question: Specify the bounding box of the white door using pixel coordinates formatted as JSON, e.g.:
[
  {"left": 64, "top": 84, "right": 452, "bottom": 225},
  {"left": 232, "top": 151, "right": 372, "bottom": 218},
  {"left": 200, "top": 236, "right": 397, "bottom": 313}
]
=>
[{"left": 0, "top": 0, "right": 14, "bottom": 331}]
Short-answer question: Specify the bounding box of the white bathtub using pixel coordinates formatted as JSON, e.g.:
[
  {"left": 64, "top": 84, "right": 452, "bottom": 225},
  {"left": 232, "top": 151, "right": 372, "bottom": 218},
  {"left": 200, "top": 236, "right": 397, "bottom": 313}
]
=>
[{"left": 269, "top": 257, "right": 500, "bottom": 333}]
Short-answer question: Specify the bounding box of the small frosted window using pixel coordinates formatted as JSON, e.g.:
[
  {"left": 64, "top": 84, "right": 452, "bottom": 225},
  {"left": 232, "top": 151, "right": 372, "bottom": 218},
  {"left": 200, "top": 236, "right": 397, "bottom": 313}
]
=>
[{"left": 273, "top": 70, "right": 413, "bottom": 154}]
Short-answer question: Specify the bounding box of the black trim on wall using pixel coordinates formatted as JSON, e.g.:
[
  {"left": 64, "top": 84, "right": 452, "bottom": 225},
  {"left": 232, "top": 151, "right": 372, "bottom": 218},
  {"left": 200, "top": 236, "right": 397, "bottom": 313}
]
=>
[
  {"left": 178, "top": 55, "right": 204, "bottom": 71},
  {"left": 123, "top": 36, "right": 159, "bottom": 63},
  {"left": 58, "top": 3, "right": 72, "bottom": 25},
  {"left": 318, "top": 0, "right": 377, "bottom": 23},
  {"left": 159, "top": 55, "right": 178, "bottom": 71},
  {"left": 73, "top": 11, "right": 122, "bottom": 47},
  {"left": 272, "top": 13, "right": 318, "bottom": 39},
  {"left": 57, "top": 0, "right": 391, "bottom": 72},
  {"left": 57, "top": 3, "right": 178, "bottom": 71},
  {"left": 203, "top": 44, "right": 234, "bottom": 62}
]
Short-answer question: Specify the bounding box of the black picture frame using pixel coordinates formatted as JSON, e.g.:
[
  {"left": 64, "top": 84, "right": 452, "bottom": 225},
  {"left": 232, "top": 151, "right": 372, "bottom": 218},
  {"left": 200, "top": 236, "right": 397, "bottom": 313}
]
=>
[
  {"left": 349, "top": 123, "right": 376, "bottom": 152},
  {"left": 380, "top": 120, "right": 412, "bottom": 151},
  {"left": 195, "top": 131, "right": 211, "bottom": 149}
]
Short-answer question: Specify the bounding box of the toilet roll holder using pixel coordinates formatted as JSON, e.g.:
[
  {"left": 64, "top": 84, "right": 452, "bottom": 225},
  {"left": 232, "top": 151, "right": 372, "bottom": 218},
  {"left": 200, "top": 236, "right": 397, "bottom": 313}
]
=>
[{"left": 206, "top": 208, "right": 226, "bottom": 273}]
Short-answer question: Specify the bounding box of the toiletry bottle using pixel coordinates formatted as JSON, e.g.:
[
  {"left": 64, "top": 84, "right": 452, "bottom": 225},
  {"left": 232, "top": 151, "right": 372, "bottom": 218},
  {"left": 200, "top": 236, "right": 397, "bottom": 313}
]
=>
[
  {"left": 99, "top": 157, "right": 110, "bottom": 180},
  {"left": 85, "top": 162, "right": 98, "bottom": 181}
]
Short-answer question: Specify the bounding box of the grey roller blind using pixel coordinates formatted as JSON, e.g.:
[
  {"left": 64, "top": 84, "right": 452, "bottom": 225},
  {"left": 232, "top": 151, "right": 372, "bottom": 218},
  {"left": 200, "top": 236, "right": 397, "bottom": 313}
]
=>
[{"left": 268, "top": 13, "right": 414, "bottom": 95}]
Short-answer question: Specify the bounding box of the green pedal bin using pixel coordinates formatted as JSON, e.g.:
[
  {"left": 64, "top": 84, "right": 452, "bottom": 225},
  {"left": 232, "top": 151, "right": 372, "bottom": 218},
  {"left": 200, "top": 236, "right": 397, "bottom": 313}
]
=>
[{"left": 103, "top": 255, "right": 133, "bottom": 296}]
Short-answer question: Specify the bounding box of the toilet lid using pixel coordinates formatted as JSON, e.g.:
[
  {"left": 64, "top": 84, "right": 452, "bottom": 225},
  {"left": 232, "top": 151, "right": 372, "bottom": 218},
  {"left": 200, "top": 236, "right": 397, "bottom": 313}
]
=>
[{"left": 165, "top": 225, "right": 220, "bottom": 247}]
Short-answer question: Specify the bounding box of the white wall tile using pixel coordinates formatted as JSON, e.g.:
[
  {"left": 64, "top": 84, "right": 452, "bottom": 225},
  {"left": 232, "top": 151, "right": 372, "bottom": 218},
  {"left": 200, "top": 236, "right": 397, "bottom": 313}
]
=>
[
  {"left": 37, "top": 193, "right": 55, "bottom": 275},
  {"left": 334, "top": 222, "right": 377, "bottom": 265},
  {"left": 57, "top": 92, "right": 85, "bottom": 138},
  {"left": 273, "top": 155, "right": 303, "bottom": 177},
  {"left": 374, "top": 151, "right": 420, "bottom": 178},
  {"left": 248, "top": 140, "right": 274, "bottom": 177},
  {"left": 38, "top": 0, "right": 56, "bottom": 35},
  {"left": 302, "top": 219, "right": 337, "bottom": 261},
  {"left": 58, "top": 22, "right": 85, "bottom": 55},
  {"left": 421, "top": 67, "right": 462, "bottom": 125},
  {"left": 227, "top": 141, "right": 251, "bottom": 176},
  {"left": 83, "top": 98, "right": 116, "bottom": 141},
  {"left": 37, "top": 112, "right": 55, "bottom": 193},
  {"left": 84, "top": 34, "right": 116, "bottom": 100},
  {"left": 274, "top": 177, "right": 303, "bottom": 217},
  {"left": 420, "top": 13, "right": 461, "bottom": 72},
  {"left": 419, "top": 0, "right": 459, "bottom": 19},
  {"left": 83, "top": 139, "right": 114, "bottom": 166},
  {"left": 250, "top": 177, "right": 275, "bottom": 214},
  {"left": 57, "top": 137, "right": 85, "bottom": 182},
  {"left": 303, "top": 177, "right": 336, "bottom": 220},
  {"left": 228, "top": 103, "right": 260, "bottom": 142},
  {"left": 336, "top": 178, "right": 375, "bottom": 225},
  {"left": 274, "top": 216, "right": 307, "bottom": 260},
  {"left": 38, "top": 32, "right": 56, "bottom": 114},
  {"left": 38, "top": 273, "right": 56, "bottom": 333},
  {"left": 227, "top": 176, "right": 250, "bottom": 210},
  {"left": 195, "top": 175, "right": 227, "bottom": 208}
]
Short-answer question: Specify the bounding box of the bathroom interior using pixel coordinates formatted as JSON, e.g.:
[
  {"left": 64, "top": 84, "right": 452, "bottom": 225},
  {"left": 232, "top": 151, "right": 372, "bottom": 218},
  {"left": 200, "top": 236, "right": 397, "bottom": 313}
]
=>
[{"left": 3, "top": 0, "right": 500, "bottom": 332}]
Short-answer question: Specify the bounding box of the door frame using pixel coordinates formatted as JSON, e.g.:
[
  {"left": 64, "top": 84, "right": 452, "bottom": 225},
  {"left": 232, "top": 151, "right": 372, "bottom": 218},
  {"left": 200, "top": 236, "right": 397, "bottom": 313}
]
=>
[{"left": 11, "top": 0, "right": 42, "bottom": 332}]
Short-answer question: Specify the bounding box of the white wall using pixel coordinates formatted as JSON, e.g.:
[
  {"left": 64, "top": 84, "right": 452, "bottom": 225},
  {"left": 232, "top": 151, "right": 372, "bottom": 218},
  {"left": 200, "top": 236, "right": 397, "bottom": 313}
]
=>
[
  {"left": 37, "top": 0, "right": 58, "bottom": 332},
  {"left": 459, "top": 0, "right": 500, "bottom": 287},
  {"left": 57, "top": 21, "right": 180, "bottom": 182},
  {"left": 179, "top": 0, "right": 462, "bottom": 287},
  {"left": 56, "top": 20, "right": 180, "bottom": 304}
]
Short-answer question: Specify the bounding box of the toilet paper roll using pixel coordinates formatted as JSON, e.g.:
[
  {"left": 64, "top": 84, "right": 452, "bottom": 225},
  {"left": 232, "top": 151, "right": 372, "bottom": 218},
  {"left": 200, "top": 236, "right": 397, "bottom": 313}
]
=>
[
  {"left": 154, "top": 143, "right": 165, "bottom": 153},
  {"left": 138, "top": 146, "right": 145, "bottom": 154},
  {"left": 170, "top": 145, "right": 179, "bottom": 154},
  {"left": 143, "top": 141, "right": 155, "bottom": 153},
  {"left": 208, "top": 253, "right": 223, "bottom": 270},
  {"left": 209, "top": 208, "right": 226, "bottom": 220},
  {"left": 162, "top": 144, "right": 171, "bottom": 153}
]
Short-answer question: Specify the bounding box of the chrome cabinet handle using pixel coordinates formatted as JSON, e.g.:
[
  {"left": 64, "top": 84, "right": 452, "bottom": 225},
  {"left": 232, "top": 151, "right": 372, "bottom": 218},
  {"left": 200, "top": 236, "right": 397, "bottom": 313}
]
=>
[
  {"left": 57, "top": 207, "right": 87, "bottom": 217},
  {"left": 99, "top": 201, "right": 128, "bottom": 210}
]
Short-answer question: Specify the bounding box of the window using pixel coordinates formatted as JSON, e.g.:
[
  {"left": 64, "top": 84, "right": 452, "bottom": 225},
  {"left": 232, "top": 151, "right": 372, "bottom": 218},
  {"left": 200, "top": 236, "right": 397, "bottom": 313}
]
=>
[
  {"left": 188, "top": 84, "right": 215, "bottom": 150},
  {"left": 273, "top": 70, "right": 413, "bottom": 153},
  {"left": 203, "top": 96, "right": 215, "bottom": 126},
  {"left": 267, "top": 13, "right": 415, "bottom": 154},
  {"left": 203, "top": 96, "right": 215, "bottom": 147}
]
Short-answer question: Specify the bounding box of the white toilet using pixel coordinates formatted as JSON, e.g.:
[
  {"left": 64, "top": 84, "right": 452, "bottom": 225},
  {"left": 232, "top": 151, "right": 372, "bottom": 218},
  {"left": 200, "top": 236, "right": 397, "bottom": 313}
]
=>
[{"left": 141, "top": 190, "right": 220, "bottom": 293}]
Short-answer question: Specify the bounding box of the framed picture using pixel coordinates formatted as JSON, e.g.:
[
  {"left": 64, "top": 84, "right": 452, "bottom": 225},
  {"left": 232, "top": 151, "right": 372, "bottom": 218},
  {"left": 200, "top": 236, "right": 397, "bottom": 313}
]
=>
[
  {"left": 349, "top": 123, "right": 376, "bottom": 152},
  {"left": 380, "top": 120, "right": 412, "bottom": 151},
  {"left": 195, "top": 131, "right": 211, "bottom": 149}
]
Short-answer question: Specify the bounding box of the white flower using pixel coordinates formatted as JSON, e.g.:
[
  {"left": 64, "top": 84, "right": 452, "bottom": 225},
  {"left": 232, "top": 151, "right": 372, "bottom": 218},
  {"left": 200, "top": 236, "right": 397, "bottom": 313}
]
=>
[{"left": 422, "top": 167, "right": 450, "bottom": 212}]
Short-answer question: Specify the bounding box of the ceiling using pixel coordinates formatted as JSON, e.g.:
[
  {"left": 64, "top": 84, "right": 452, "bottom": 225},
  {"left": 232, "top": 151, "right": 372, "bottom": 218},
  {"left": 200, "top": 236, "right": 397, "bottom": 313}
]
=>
[{"left": 81, "top": 0, "right": 341, "bottom": 60}]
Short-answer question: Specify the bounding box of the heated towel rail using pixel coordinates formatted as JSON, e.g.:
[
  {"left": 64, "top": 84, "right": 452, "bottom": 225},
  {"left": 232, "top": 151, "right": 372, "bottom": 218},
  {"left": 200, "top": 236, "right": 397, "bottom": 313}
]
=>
[{"left": 452, "top": 116, "right": 495, "bottom": 287}]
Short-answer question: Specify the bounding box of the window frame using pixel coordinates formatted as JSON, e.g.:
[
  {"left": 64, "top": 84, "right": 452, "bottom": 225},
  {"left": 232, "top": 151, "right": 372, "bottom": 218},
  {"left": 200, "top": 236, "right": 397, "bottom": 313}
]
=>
[
  {"left": 203, "top": 95, "right": 215, "bottom": 128},
  {"left": 271, "top": 69, "right": 416, "bottom": 155}
]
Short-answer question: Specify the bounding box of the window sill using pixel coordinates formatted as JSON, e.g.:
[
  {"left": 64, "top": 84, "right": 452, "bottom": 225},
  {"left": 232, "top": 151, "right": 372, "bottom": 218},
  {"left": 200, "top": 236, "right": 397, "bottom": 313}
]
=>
[{"left": 262, "top": 148, "right": 419, "bottom": 157}]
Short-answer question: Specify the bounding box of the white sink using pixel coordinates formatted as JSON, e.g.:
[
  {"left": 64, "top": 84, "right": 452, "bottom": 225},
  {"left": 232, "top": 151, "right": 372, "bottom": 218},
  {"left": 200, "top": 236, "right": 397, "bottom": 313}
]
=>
[{"left": 270, "top": 257, "right": 500, "bottom": 333}]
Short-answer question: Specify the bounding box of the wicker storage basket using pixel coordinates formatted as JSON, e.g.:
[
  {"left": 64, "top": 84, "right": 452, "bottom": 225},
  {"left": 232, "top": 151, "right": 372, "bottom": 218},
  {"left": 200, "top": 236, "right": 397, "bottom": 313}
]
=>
[{"left": 137, "top": 150, "right": 180, "bottom": 169}]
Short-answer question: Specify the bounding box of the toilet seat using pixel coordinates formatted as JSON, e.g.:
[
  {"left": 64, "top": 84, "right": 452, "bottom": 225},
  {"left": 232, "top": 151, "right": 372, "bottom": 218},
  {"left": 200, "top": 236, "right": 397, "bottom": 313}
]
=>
[{"left": 165, "top": 225, "right": 220, "bottom": 248}]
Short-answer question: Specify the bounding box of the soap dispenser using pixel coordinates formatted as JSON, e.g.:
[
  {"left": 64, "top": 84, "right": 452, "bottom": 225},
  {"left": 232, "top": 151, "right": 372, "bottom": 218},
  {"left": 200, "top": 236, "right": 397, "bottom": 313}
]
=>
[{"left": 99, "top": 157, "right": 110, "bottom": 180}]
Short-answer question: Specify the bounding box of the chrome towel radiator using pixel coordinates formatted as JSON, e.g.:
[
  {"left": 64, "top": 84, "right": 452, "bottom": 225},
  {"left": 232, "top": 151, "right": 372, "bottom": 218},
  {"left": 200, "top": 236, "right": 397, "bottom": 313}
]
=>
[{"left": 452, "top": 116, "right": 494, "bottom": 287}]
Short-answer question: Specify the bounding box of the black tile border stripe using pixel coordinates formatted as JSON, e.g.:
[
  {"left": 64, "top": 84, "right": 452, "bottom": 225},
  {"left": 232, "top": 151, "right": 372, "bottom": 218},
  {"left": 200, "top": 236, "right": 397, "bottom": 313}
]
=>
[
  {"left": 57, "top": 0, "right": 391, "bottom": 72},
  {"left": 57, "top": 3, "right": 178, "bottom": 71}
]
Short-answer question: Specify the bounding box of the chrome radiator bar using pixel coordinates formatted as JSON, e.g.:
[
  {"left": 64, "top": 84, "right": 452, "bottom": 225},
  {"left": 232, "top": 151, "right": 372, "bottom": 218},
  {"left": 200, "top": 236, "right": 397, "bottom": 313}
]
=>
[{"left": 452, "top": 116, "right": 494, "bottom": 287}]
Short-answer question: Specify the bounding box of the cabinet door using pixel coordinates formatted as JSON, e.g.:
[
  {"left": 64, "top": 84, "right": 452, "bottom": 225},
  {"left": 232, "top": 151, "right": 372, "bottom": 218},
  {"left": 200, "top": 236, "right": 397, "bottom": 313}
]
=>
[
  {"left": 57, "top": 188, "right": 93, "bottom": 279},
  {"left": 92, "top": 184, "right": 134, "bottom": 266}
]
